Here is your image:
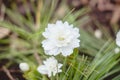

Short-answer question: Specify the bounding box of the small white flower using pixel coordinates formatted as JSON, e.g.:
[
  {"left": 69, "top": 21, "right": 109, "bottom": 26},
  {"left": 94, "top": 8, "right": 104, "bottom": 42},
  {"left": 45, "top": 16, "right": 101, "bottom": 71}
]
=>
[
  {"left": 42, "top": 20, "right": 80, "bottom": 56},
  {"left": 114, "top": 47, "right": 120, "bottom": 54},
  {"left": 94, "top": 29, "right": 102, "bottom": 39},
  {"left": 19, "top": 63, "right": 29, "bottom": 72},
  {"left": 37, "top": 57, "right": 62, "bottom": 77},
  {"left": 116, "top": 31, "right": 120, "bottom": 47}
]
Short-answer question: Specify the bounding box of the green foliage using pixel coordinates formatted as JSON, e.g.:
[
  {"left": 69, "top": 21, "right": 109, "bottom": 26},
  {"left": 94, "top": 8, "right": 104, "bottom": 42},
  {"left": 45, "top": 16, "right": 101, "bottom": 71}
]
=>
[{"left": 23, "top": 66, "right": 42, "bottom": 80}]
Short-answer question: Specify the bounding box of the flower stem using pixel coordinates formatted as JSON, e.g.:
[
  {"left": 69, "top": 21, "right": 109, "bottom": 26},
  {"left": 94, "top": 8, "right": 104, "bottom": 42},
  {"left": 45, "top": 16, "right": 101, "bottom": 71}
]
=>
[{"left": 35, "top": 0, "right": 43, "bottom": 30}]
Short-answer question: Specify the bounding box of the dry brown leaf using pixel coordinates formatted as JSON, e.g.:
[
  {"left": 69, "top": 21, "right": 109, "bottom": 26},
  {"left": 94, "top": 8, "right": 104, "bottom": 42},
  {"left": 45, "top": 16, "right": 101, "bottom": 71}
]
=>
[
  {"left": 55, "top": 4, "right": 67, "bottom": 18},
  {"left": 111, "top": 5, "right": 120, "bottom": 24},
  {"left": 115, "top": 0, "right": 120, "bottom": 4},
  {"left": 72, "top": 0, "right": 81, "bottom": 7},
  {"left": 97, "top": 0, "right": 114, "bottom": 11},
  {"left": 81, "top": 0, "right": 89, "bottom": 5},
  {"left": 0, "top": 27, "right": 10, "bottom": 39}
]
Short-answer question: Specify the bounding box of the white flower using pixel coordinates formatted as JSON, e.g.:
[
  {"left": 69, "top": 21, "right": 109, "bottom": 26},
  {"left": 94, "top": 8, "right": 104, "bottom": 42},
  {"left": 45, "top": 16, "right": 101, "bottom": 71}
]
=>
[
  {"left": 37, "top": 57, "right": 62, "bottom": 77},
  {"left": 114, "top": 47, "right": 120, "bottom": 54},
  {"left": 116, "top": 31, "right": 120, "bottom": 47},
  {"left": 19, "top": 63, "right": 29, "bottom": 72},
  {"left": 42, "top": 20, "right": 80, "bottom": 56},
  {"left": 94, "top": 29, "right": 102, "bottom": 39}
]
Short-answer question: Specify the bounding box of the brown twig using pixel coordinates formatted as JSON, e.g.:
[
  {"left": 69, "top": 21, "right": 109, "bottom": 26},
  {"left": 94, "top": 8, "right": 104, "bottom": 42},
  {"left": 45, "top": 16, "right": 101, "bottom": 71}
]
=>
[
  {"left": 2, "top": 66, "right": 15, "bottom": 80},
  {"left": 34, "top": 52, "right": 42, "bottom": 65},
  {"left": 0, "top": 68, "right": 20, "bottom": 73},
  {"left": 111, "top": 5, "right": 120, "bottom": 24}
]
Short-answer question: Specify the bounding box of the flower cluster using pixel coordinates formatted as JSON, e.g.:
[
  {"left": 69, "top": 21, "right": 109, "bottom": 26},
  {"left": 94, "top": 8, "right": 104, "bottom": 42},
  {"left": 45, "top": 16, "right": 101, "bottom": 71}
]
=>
[
  {"left": 19, "top": 20, "right": 80, "bottom": 77},
  {"left": 37, "top": 20, "right": 80, "bottom": 77},
  {"left": 19, "top": 23, "right": 120, "bottom": 78}
]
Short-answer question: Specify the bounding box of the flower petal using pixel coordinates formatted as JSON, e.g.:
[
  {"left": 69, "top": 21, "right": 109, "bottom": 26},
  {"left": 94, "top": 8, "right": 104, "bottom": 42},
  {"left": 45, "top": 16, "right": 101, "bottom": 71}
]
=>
[
  {"left": 37, "top": 65, "right": 48, "bottom": 74},
  {"left": 61, "top": 47, "right": 73, "bottom": 56}
]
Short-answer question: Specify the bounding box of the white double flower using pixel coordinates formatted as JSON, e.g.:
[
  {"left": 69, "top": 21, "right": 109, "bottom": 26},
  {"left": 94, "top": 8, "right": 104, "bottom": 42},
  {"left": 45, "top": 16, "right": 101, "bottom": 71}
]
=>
[
  {"left": 37, "top": 57, "right": 62, "bottom": 77},
  {"left": 42, "top": 20, "right": 80, "bottom": 56}
]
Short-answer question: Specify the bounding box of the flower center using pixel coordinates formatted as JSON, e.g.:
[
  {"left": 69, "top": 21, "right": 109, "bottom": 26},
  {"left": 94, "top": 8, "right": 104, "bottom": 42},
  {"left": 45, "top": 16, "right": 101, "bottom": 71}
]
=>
[
  {"left": 58, "top": 36, "right": 65, "bottom": 41},
  {"left": 49, "top": 64, "right": 57, "bottom": 71},
  {"left": 56, "top": 37, "right": 68, "bottom": 47}
]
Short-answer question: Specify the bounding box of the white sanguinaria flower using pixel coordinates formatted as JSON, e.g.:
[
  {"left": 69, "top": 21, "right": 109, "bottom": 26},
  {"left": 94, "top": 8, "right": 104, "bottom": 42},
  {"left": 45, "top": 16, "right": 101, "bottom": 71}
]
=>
[
  {"left": 116, "top": 31, "right": 120, "bottom": 47},
  {"left": 37, "top": 57, "right": 62, "bottom": 77},
  {"left": 42, "top": 20, "right": 80, "bottom": 56},
  {"left": 19, "top": 63, "right": 29, "bottom": 72}
]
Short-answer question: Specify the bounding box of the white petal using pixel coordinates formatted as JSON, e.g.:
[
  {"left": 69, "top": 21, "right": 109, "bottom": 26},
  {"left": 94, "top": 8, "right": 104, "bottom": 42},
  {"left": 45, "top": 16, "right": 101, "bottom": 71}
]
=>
[
  {"left": 43, "top": 57, "right": 58, "bottom": 66},
  {"left": 45, "top": 48, "right": 60, "bottom": 56},
  {"left": 42, "top": 40, "right": 55, "bottom": 50},
  {"left": 70, "top": 39, "right": 80, "bottom": 48},
  {"left": 56, "top": 20, "right": 63, "bottom": 25},
  {"left": 64, "top": 21, "right": 69, "bottom": 26},
  {"left": 116, "top": 31, "right": 120, "bottom": 46},
  {"left": 116, "top": 40, "right": 120, "bottom": 47},
  {"left": 73, "top": 28, "right": 80, "bottom": 37},
  {"left": 58, "top": 69, "right": 62, "bottom": 73},
  {"left": 37, "top": 65, "right": 48, "bottom": 74},
  {"left": 58, "top": 63, "right": 63, "bottom": 68},
  {"left": 48, "top": 71, "right": 52, "bottom": 77},
  {"left": 61, "top": 47, "right": 73, "bottom": 56}
]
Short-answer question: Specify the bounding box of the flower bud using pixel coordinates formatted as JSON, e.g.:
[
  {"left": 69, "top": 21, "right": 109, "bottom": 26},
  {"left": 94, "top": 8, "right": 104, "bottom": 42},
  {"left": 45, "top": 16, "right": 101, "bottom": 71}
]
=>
[
  {"left": 19, "top": 63, "right": 29, "bottom": 72},
  {"left": 94, "top": 29, "right": 102, "bottom": 39},
  {"left": 114, "top": 47, "right": 120, "bottom": 54}
]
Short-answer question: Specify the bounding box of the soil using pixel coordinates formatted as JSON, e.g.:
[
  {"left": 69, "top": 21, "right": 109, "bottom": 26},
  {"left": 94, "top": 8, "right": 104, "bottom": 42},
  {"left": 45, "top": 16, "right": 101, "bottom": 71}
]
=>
[{"left": 0, "top": 59, "right": 25, "bottom": 80}]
